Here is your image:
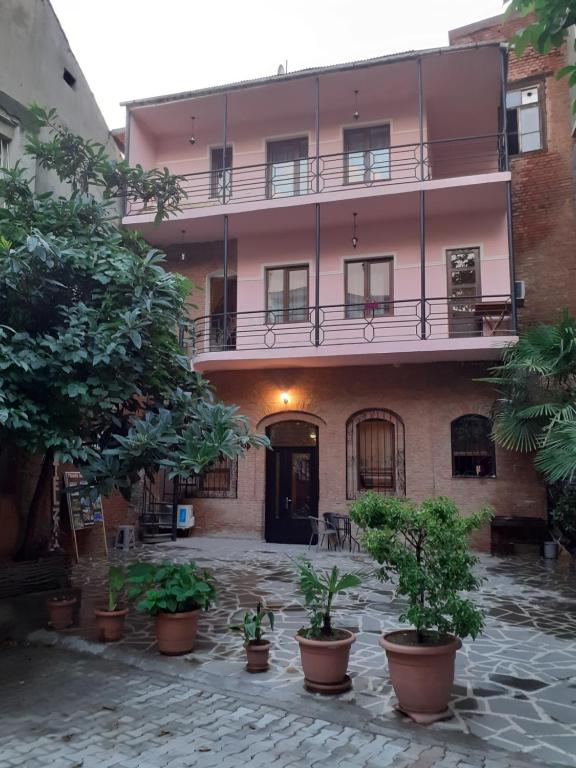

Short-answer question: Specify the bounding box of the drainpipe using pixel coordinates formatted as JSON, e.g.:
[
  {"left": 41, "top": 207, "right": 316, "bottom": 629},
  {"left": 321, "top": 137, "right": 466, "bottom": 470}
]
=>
[
  {"left": 500, "top": 46, "right": 517, "bottom": 332},
  {"left": 223, "top": 214, "right": 229, "bottom": 349},
  {"left": 417, "top": 58, "right": 426, "bottom": 340},
  {"left": 315, "top": 77, "right": 320, "bottom": 193},
  {"left": 315, "top": 203, "right": 321, "bottom": 346},
  {"left": 222, "top": 93, "right": 228, "bottom": 204}
]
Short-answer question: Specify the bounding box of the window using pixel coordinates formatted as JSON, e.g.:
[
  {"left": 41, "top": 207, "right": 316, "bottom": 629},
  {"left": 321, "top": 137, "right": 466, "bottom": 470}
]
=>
[
  {"left": 451, "top": 415, "right": 496, "bottom": 478},
  {"left": 345, "top": 258, "right": 393, "bottom": 318},
  {"left": 63, "top": 68, "right": 76, "bottom": 89},
  {"left": 346, "top": 409, "right": 405, "bottom": 499},
  {"left": 181, "top": 456, "right": 237, "bottom": 498},
  {"left": 266, "top": 265, "right": 309, "bottom": 323},
  {"left": 446, "top": 247, "right": 482, "bottom": 338},
  {"left": 267, "top": 137, "right": 309, "bottom": 198},
  {"left": 344, "top": 124, "right": 390, "bottom": 184},
  {"left": 210, "top": 146, "right": 232, "bottom": 199},
  {"left": 0, "top": 137, "right": 9, "bottom": 169},
  {"left": 506, "top": 85, "right": 542, "bottom": 155}
]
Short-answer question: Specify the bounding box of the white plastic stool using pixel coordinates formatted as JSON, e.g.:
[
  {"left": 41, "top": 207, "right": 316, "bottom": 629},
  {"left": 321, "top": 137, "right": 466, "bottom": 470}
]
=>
[{"left": 114, "top": 525, "right": 136, "bottom": 552}]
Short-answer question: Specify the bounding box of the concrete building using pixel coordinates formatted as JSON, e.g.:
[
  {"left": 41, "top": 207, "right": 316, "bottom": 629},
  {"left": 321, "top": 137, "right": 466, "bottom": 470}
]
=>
[
  {"left": 0, "top": 0, "right": 116, "bottom": 194},
  {"left": 122, "top": 40, "right": 557, "bottom": 550}
]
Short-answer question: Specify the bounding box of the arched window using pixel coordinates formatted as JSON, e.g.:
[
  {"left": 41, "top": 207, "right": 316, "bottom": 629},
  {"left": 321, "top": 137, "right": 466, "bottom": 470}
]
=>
[
  {"left": 451, "top": 415, "right": 496, "bottom": 478},
  {"left": 346, "top": 409, "right": 405, "bottom": 499}
]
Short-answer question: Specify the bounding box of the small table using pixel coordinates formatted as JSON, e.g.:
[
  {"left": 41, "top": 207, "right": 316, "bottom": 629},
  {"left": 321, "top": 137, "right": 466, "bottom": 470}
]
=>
[{"left": 474, "top": 300, "right": 511, "bottom": 336}]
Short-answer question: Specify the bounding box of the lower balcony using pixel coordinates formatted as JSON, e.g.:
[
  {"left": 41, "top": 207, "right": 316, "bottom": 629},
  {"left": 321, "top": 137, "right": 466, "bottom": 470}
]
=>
[{"left": 188, "top": 294, "right": 516, "bottom": 371}]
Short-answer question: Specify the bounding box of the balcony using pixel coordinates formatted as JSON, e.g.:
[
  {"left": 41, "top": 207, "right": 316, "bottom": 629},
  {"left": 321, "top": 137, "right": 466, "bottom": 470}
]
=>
[
  {"left": 188, "top": 294, "right": 516, "bottom": 372},
  {"left": 124, "top": 134, "right": 506, "bottom": 221}
]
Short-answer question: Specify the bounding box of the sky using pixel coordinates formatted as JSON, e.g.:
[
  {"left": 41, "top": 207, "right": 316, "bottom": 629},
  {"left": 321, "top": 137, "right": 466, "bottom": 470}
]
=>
[{"left": 51, "top": 0, "right": 506, "bottom": 130}]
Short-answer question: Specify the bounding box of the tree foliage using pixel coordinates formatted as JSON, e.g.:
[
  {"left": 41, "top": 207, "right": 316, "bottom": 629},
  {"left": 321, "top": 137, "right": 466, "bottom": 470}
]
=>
[
  {"left": 506, "top": 0, "right": 576, "bottom": 111},
  {"left": 482, "top": 312, "right": 576, "bottom": 483},
  {"left": 0, "top": 107, "right": 267, "bottom": 556},
  {"left": 349, "top": 493, "right": 491, "bottom": 643}
]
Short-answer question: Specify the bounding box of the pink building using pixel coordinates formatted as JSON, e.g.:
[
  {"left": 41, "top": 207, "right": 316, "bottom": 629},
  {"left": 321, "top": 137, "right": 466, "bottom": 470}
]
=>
[{"left": 122, "top": 43, "right": 545, "bottom": 548}]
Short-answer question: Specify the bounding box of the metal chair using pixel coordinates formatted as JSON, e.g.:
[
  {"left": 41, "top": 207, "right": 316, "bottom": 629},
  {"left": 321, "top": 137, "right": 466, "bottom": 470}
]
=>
[
  {"left": 307, "top": 516, "right": 339, "bottom": 551},
  {"left": 325, "top": 513, "right": 360, "bottom": 552}
]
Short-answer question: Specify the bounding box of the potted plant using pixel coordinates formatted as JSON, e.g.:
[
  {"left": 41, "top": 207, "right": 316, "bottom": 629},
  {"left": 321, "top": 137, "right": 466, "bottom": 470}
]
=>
[
  {"left": 47, "top": 594, "right": 77, "bottom": 630},
  {"left": 293, "top": 557, "right": 361, "bottom": 694},
  {"left": 349, "top": 492, "right": 491, "bottom": 723},
  {"left": 230, "top": 602, "right": 275, "bottom": 672},
  {"left": 127, "top": 561, "right": 216, "bottom": 655},
  {"left": 94, "top": 565, "right": 129, "bottom": 642}
]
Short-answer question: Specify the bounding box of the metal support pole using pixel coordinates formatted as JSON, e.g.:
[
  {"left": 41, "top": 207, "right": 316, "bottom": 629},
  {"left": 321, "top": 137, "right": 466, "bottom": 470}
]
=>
[
  {"left": 506, "top": 181, "right": 518, "bottom": 332},
  {"left": 419, "top": 190, "right": 426, "bottom": 340},
  {"left": 171, "top": 476, "right": 179, "bottom": 542},
  {"left": 222, "top": 93, "right": 228, "bottom": 204},
  {"left": 314, "top": 203, "right": 321, "bottom": 346},
  {"left": 315, "top": 77, "right": 320, "bottom": 193},
  {"left": 499, "top": 47, "right": 509, "bottom": 172},
  {"left": 223, "top": 214, "right": 229, "bottom": 348},
  {"left": 417, "top": 58, "right": 424, "bottom": 180}
]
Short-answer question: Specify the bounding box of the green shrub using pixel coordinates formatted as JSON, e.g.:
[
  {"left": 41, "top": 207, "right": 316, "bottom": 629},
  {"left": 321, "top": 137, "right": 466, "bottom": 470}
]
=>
[
  {"left": 126, "top": 561, "right": 216, "bottom": 615},
  {"left": 230, "top": 602, "right": 275, "bottom": 647},
  {"left": 106, "top": 565, "right": 126, "bottom": 612},
  {"left": 349, "top": 493, "right": 492, "bottom": 643}
]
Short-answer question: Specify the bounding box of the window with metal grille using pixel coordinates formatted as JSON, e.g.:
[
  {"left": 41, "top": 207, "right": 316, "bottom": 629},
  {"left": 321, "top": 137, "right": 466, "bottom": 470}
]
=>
[
  {"left": 181, "top": 455, "right": 237, "bottom": 498},
  {"left": 506, "top": 85, "right": 543, "bottom": 155},
  {"left": 344, "top": 124, "right": 390, "bottom": 184},
  {"left": 346, "top": 409, "right": 405, "bottom": 499},
  {"left": 451, "top": 415, "right": 496, "bottom": 478},
  {"left": 210, "top": 146, "right": 232, "bottom": 199}
]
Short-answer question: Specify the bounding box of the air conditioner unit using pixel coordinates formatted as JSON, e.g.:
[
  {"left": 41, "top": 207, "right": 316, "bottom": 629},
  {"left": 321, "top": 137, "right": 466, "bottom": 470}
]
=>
[
  {"left": 514, "top": 280, "right": 526, "bottom": 302},
  {"left": 177, "top": 504, "right": 195, "bottom": 530}
]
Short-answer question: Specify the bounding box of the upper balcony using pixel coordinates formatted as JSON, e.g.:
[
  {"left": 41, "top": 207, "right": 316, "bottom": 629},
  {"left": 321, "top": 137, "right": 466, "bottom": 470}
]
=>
[{"left": 122, "top": 42, "right": 509, "bottom": 227}]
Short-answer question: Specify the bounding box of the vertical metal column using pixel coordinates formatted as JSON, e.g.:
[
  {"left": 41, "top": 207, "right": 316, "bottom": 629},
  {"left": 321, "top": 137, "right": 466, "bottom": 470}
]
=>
[
  {"left": 315, "top": 77, "right": 320, "bottom": 193},
  {"left": 223, "top": 214, "right": 229, "bottom": 349},
  {"left": 314, "top": 204, "right": 321, "bottom": 346},
  {"left": 500, "top": 46, "right": 517, "bottom": 332},
  {"left": 417, "top": 58, "right": 426, "bottom": 340},
  {"left": 222, "top": 93, "right": 228, "bottom": 204},
  {"left": 171, "top": 476, "right": 179, "bottom": 542}
]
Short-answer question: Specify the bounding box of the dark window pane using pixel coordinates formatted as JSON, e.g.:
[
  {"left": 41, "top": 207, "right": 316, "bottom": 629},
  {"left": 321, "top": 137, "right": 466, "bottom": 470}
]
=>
[
  {"left": 506, "top": 109, "right": 519, "bottom": 156},
  {"left": 451, "top": 415, "right": 495, "bottom": 477}
]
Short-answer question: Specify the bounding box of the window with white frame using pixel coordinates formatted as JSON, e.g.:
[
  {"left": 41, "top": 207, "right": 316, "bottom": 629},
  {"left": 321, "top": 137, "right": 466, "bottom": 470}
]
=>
[
  {"left": 506, "top": 85, "right": 543, "bottom": 155},
  {"left": 0, "top": 136, "right": 10, "bottom": 168}
]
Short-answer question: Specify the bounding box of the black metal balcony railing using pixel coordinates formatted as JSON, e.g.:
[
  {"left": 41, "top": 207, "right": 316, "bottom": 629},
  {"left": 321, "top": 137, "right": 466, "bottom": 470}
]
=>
[
  {"left": 188, "top": 294, "right": 513, "bottom": 357},
  {"left": 126, "top": 134, "right": 506, "bottom": 216}
]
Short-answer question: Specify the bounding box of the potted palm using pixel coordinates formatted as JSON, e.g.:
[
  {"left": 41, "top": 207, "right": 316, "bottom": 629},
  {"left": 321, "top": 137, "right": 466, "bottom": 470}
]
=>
[
  {"left": 127, "top": 561, "right": 216, "bottom": 655},
  {"left": 94, "top": 565, "right": 129, "bottom": 642},
  {"left": 47, "top": 594, "right": 77, "bottom": 630},
  {"left": 230, "top": 602, "right": 275, "bottom": 672},
  {"left": 350, "top": 493, "right": 491, "bottom": 723},
  {"left": 293, "top": 557, "right": 361, "bottom": 694}
]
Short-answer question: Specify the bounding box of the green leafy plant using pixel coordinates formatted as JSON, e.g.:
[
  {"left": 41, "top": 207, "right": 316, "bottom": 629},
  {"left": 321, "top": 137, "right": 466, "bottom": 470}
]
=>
[
  {"left": 293, "top": 557, "right": 361, "bottom": 639},
  {"left": 550, "top": 486, "right": 576, "bottom": 550},
  {"left": 230, "top": 602, "right": 275, "bottom": 646},
  {"left": 126, "top": 561, "right": 217, "bottom": 615},
  {"left": 349, "top": 493, "right": 492, "bottom": 643},
  {"left": 106, "top": 565, "right": 126, "bottom": 612}
]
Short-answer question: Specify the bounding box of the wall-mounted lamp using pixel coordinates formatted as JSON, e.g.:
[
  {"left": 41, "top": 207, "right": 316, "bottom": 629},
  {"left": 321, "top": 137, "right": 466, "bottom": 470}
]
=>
[
  {"left": 280, "top": 392, "right": 289, "bottom": 406},
  {"left": 351, "top": 212, "right": 359, "bottom": 249},
  {"left": 188, "top": 116, "right": 197, "bottom": 146},
  {"left": 353, "top": 90, "right": 360, "bottom": 121}
]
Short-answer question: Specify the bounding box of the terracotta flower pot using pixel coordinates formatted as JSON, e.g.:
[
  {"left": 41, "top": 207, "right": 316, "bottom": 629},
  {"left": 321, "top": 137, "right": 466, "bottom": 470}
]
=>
[
  {"left": 94, "top": 607, "right": 129, "bottom": 642},
  {"left": 380, "top": 630, "right": 462, "bottom": 724},
  {"left": 47, "top": 596, "right": 77, "bottom": 630},
  {"left": 155, "top": 609, "right": 200, "bottom": 655},
  {"left": 245, "top": 640, "right": 271, "bottom": 673},
  {"left": 295, "top": 629, "right": 356, "bottom": 694}
]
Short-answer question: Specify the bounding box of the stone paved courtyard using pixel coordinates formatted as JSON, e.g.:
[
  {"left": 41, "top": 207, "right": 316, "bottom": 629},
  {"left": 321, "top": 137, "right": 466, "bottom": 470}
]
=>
[{"left": 30, "top": 536, "right": 576, "bottom": 767}]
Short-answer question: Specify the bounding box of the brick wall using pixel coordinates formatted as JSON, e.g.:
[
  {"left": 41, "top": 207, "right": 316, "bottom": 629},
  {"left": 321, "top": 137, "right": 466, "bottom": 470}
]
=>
[
  {"left": 450, "top": 14, "right": 576, "bottom": 327},
  {"left": 190, "top": 362, "right": 546, "bottom": 550}
]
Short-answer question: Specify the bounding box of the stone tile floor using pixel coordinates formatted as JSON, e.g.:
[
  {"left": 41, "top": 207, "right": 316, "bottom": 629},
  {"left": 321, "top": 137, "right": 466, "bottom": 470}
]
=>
[{"left": 42, "top": 537, "right": 576, "bottom": 767}]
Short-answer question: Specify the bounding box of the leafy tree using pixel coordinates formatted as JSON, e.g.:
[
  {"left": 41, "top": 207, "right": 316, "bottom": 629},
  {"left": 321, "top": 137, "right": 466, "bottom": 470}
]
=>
[
  {"left": 349, "top": 493, "right": 491, "bottom": 643},
  {"left": 506, "top": 0, "right": 576, "bottom": 111},
  {"left": 0, "top": 107, "right": 267, "bottom": 559},
  {"left": 483, "top": 312, "right": 576, "bottom": 484}
]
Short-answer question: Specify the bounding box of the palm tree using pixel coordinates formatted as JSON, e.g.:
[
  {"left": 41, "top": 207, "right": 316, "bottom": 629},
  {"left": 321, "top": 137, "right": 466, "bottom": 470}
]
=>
[{"left": 483, "top": 311, "right": 576, "bottom": 484}]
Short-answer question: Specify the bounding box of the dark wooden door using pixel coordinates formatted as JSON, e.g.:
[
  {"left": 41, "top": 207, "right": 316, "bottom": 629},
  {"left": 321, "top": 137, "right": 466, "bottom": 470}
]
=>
[{"left": 265, "top": 423, "right": 318, "bottom": 543}]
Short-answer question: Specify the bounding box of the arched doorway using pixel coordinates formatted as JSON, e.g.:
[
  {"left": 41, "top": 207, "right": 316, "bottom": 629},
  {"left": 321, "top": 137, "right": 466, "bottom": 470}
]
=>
[{"left": 265, "top": 419, "right": 319, "bottom": 544}]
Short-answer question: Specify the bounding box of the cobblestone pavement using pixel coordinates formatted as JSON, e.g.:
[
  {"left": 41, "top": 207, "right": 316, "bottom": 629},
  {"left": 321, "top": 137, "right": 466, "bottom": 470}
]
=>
[
  {"left": 32, "top": 537, "right": 576, "bottom": 767},
  {"left": 0, "top": 645, "right": 559, "bottom": 768}
]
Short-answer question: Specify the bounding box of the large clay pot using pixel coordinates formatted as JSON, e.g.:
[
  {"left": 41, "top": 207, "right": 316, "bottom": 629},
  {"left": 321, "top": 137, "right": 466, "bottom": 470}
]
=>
[
  {"left": 380, "top": 630, "right": 462, "bottom": 724},
  {"left": 245, "top": 640, "right": 271, "bottom": 673},
  {"left": 295, "top": 629, "right": 355, "bottom": 694},
  {"left": 94, "top": 607, "right": 129, "bottom": 642},
  {"left": 47, "top": 596, "right": 77, "bottom": 630},
  {"left": 155, "top": 609, "right": 200, "bottom": 655}
]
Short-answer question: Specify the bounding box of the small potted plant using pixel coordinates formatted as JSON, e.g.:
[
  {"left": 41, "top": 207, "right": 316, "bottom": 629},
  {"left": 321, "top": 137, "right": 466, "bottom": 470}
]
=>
[
  {"left": 293, "top": 557, "right": 361, "bottom": 694},
  {"left": 350, "top": 493, "right": 491, "bottom": 723},
  {"left": 127, "top": 561, "right": 216, "bottom": 655},
  {"left": 94, "top": 565, "right": 129, "bottom": 642},
  {"left": 230, "top": 602, "right": 275, "bottom": 672},
  {"left": 47, "top": 593, "right": 77, "bottom": 630}
]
